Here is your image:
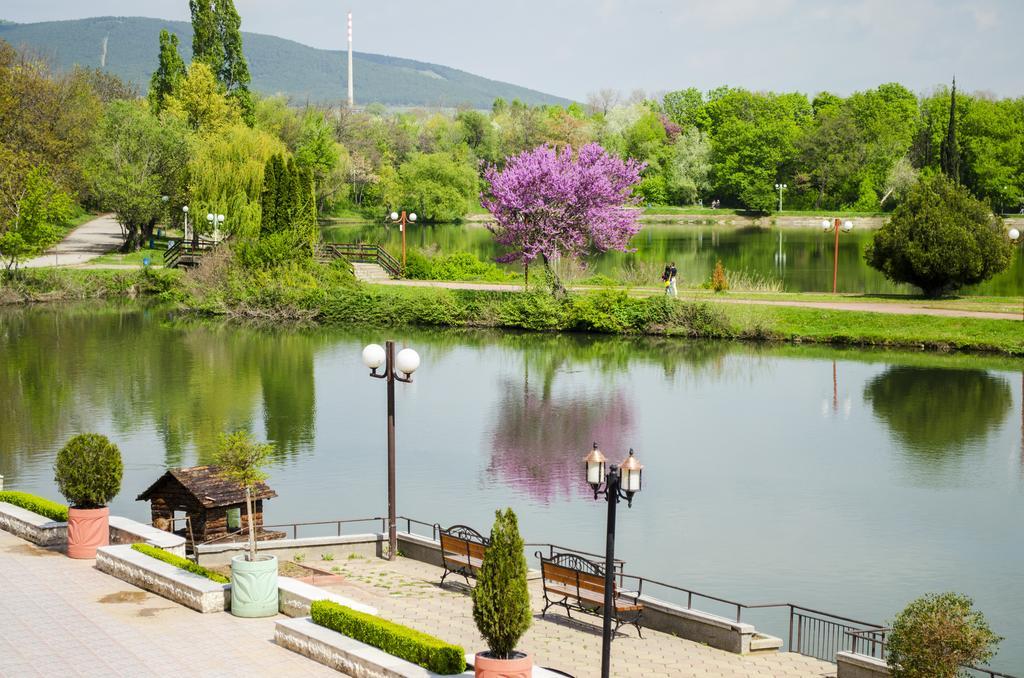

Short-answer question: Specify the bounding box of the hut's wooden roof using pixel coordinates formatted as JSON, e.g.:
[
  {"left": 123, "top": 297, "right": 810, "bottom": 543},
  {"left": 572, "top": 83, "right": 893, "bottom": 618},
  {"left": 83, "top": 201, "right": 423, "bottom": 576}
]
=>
[{"left": 136, "top": 466, "right": 277, "bottom": 508}]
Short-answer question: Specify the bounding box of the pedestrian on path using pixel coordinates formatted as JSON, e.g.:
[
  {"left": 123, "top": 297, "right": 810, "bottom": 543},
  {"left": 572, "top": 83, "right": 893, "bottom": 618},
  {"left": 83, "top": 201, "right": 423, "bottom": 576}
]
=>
[
  {"left": 662, "top": 263, "right": 671, "bottom": 295},
  {"left": 668, "top": 261, "right": 678, "bottom": 297}
]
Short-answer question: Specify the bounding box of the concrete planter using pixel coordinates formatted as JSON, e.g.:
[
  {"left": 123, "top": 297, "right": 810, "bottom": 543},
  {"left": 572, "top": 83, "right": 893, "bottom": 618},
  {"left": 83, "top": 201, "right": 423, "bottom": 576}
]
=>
[
  {"left": 231, "top": 554, "right": 279, "bottom": 617},
  {"left": 67, "top": 506, "right": 109, "bottom": 559},
  {"left": 0, "top": 501, "right": 66, "bottom": 546},
  {"left": 96, "top": 544, "right": 230, "bottom": 613}
]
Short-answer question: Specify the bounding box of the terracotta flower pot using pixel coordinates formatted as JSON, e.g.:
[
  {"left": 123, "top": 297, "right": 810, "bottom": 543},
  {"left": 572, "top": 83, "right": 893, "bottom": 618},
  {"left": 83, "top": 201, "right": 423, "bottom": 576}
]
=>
[
  {"left": 474, "top": 651, "right": 532, "bottom": 678},
  {"left": 67, "top": 506, "right": 109, "bottom": 559}
]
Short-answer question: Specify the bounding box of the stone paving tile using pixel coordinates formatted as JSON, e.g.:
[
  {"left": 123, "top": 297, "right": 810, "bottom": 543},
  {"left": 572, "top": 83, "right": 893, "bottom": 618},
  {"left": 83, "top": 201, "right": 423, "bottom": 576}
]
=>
[
  {"left": 0, "top": 530, "right": 336, "bottom": 678},
  {"left": 318, "top": 554, "right": 838, "bottom": 678}
]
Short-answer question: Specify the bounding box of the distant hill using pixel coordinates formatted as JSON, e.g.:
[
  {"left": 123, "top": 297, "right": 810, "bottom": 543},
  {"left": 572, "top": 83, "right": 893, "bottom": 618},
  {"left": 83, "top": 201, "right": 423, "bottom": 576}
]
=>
[{"left": 0, "top": 16, "right": 573, "bottom": 108}]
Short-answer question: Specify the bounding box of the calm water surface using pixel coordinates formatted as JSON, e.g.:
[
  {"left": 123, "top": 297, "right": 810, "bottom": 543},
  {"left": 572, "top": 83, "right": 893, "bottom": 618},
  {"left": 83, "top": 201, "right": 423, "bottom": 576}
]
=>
[
  {"left": 1, "top": 304, "right": 1022, "bottom": 668},
  {"left": 323, "top": 221, "right": 1024, "bottom": 296}
]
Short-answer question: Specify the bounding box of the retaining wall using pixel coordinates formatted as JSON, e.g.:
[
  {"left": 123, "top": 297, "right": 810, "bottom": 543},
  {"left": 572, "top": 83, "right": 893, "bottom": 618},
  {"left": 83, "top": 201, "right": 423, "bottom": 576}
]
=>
[
  {"left": 0, "top": 501, "right": 66, "bottom": 547},
  {"left": 95, "top": 544, "right": 230, "bottom": 613},
  {"left": 836, "top": 652, "right": 890, "bottom": 677}
]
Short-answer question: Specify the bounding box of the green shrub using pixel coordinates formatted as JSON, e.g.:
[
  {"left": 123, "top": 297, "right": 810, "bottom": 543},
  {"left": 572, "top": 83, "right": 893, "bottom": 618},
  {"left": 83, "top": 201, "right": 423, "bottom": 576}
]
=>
[
  {"left": 403, "top": 249, "right": 514, "bottom": 283},
  {"left": 865, "top": 174, "right": 1014, "bottom": 297},
  {"left": 131, "top": 543, "right": 230, "bottom": 584},
  {"left": 887, "top": 592, "right": 1001, "bottom": 678},
  {"left": 311, "top": 600, "right": 465, "bottom": 674},
  {"left": 0, "top": 491, "right": 69, "bottom": 521},
  {"left": 472, "top": 508, "right": 531, "bottom": 659},
  {"left": 53, "top": 433, "right": 123, "bottom": 508}
]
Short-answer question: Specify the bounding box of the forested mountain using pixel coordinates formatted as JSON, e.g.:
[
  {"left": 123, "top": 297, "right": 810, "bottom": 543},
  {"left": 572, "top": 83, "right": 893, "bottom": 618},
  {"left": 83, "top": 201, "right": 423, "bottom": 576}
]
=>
[{"left": 0, "top": 16, "right": 572, "bottom": 108}]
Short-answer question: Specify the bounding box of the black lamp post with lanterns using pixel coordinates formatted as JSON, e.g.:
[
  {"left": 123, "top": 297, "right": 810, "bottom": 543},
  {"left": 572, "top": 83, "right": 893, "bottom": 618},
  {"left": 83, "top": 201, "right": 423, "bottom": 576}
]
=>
[{"left": 584, "top": 442, "right": 643, "bottom": 678}]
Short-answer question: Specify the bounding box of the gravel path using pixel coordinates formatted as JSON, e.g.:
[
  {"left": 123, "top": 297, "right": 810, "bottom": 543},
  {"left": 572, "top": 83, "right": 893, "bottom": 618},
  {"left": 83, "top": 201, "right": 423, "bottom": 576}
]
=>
[
  {"left": 21, "top": 214, "right": 123, "bottom": 268},
  {"left": 370, "top": 279, "right": 1022, "bottom": 321}
]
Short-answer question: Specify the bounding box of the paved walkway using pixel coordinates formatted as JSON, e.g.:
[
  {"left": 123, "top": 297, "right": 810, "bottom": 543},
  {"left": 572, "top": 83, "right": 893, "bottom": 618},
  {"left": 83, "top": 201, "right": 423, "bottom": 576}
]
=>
[
  {"left": 0, "top": 530, "right": 335, "bottom": 678},
  {"left": 370, "top": 279, "right": 1022, "bottom": 321},
  {"left": 320, "top": 554, "right": 836, "bottom": 678},
  {"left": 21, "top": 214, "right": 123, "bottom": 268}
]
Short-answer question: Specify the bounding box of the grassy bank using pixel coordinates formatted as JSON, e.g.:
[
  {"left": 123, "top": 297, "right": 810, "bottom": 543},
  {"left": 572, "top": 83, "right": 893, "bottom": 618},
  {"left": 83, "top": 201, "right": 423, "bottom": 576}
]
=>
[{"left": 2, "top": 265, "right": 1021, "bottom": 356}]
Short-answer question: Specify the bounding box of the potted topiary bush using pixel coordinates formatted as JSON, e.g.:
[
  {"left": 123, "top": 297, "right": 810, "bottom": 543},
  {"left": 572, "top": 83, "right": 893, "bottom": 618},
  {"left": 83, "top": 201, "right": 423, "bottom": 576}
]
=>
[
  {"left": 887, "top": 592, "right": 1001, "bottom": 678},
  {"left": 214, "top": 431, "right": 278, "bottom": 618},
  {"left": 471, "top": 508, "right": 532, "bottom": 677},
  {"left": 53, "top": 433, "right": 123, "bottom": 559}
]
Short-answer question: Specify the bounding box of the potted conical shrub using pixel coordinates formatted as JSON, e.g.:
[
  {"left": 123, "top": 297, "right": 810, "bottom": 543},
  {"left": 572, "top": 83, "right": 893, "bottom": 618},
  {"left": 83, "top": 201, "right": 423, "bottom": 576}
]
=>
[
  {"left": 471, "top": 508, "right": 532, "bottom": 677},
  {"left": 214, "top": 431, "right": 278, "bottom": 618},
  {"left": 54, "top": 433, "right": 123, "bottom": 559}
]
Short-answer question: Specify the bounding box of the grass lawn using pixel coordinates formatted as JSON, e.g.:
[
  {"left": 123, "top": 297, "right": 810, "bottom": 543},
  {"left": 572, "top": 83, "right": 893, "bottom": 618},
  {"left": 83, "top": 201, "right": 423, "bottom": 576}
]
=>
[
  {"left": 90, "top": 239, "right": 170, "bottom": 267},
  {"left": 640, "top": 206, "right": 888, "bottom": 218}
]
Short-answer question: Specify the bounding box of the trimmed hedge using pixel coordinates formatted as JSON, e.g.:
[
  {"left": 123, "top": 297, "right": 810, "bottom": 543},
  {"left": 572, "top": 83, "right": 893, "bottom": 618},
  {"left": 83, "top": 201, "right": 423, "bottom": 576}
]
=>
[
  {"left": 131, "top": 543, "right": 230, "bottom": 584},
  {"left": 310, "top": 599, "right": 465, "bottom": 674},
  {"left": 0, "top": 490, "right": 69, "bottom": 521}
]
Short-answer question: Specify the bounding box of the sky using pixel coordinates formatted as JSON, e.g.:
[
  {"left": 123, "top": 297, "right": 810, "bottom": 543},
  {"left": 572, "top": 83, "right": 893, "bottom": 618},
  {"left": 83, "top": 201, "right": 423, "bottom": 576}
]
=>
[{"left": 3, "top": 0, "right": 1023, "bottom": 101}]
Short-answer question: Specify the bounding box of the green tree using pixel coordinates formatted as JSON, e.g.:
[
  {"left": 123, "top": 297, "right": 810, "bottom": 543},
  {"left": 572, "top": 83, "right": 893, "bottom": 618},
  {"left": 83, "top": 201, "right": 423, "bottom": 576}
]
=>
[
  {"left": 148, "top": 29, "right": 186, "bottom": 115},
  {"left": 0, "top": 165, "right": 75, "bottom": 271},
  {"left": 865, "top": 174, "right": 1013, "bottom": 296},
  {"left": 213, "top": 430, "right": 273, "bottom": 561},
  {"left": 190, "top": 0, "right": 224, "bottom": 81},
  {"left": 471, "top": 508, "right": 531, "bottom": 660},
  {"left": 940, "top": 79, "right": 961, "bottom": 183},
  {"left": 295, "top": 109, "right": 341, "bottom": 211},
  {"left": 164, "top": 61, "right": 241, "bottom": 132},
  {"left": 86, "top": 102, "right": 189, "bottom": 251},
  {"left": 662, "top": 87, "right": 709, "bottom": 130},
  {"left": 887, "top": 592, "right": 1000, "bottom": 678},
  {"left": 665, "top": 128, "right": 711, "bottom": 205},
  {"left": 214, "top": 0, "right": 254, "bottom": 124},
  {"left": 396, "top": 152, "right": 477, "bottom": 222}
]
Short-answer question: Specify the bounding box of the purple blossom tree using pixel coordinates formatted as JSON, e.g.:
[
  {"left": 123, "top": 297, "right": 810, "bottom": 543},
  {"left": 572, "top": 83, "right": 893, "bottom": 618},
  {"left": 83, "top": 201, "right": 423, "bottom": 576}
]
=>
[{"left": 482, "top": 143, "right": 645, "bottom": 293}]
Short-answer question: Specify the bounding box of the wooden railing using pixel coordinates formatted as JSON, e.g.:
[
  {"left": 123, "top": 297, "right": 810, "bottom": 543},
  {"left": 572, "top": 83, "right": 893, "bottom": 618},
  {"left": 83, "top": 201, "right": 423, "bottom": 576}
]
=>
[
  {"left": 165, "top": 237, "right": 221, "bottom": 269},
  {"left": 319, "top": 242, "right": 402, "bottom": 277}
]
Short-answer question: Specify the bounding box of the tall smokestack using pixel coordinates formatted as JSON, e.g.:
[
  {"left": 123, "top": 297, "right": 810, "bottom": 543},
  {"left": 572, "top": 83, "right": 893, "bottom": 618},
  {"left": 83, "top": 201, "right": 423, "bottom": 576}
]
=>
[{"left": 347, "top": 11, "right": 354, "bottom": 108}]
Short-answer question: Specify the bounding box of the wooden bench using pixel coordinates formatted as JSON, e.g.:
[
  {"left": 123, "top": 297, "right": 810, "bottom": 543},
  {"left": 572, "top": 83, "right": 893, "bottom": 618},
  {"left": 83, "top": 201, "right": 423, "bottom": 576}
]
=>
[
  {"left": 435, "top": 524, "right": 489, "bottom": 587},
  {"left": 538, "top": 553, "right": 643, "bottom": 638}
]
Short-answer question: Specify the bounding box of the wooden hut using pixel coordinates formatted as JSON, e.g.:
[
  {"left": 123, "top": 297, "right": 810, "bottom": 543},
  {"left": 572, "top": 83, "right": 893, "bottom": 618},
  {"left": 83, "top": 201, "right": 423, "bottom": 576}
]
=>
[{"left": 137, "top": 466, "right": 278, "bottom": 544}]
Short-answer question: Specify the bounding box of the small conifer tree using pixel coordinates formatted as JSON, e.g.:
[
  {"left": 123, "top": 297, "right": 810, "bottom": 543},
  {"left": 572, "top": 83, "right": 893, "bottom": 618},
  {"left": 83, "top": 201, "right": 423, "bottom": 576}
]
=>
[
  {"left": 472, "top": 508, "right": 531, "bottom": 659},
  {"left": 711, "top": 260, "right": 729, "bottom": 292}
]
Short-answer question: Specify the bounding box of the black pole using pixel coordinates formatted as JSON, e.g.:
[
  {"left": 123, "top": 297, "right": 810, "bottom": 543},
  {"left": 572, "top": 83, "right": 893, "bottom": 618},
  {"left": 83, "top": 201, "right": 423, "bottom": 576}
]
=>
[
  {"left": 601, "top": 466, "right": 619, "bottom": 678},
  {"left": 385, "top": 340, "right": 397, "bottom": 561}
]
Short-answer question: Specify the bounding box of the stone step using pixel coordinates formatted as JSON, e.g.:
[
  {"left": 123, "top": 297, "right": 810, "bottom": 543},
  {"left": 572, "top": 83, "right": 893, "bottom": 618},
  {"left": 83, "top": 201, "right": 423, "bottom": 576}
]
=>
[{"left": 352, "top": 262, "right": 392, "bottom": 282}]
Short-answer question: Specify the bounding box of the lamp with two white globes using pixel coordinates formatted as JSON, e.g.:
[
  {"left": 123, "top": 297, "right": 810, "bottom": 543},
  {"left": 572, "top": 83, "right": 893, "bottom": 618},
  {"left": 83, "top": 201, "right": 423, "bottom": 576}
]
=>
[{"left": 362, "top": 340, "right": 420, "bottom": 560}]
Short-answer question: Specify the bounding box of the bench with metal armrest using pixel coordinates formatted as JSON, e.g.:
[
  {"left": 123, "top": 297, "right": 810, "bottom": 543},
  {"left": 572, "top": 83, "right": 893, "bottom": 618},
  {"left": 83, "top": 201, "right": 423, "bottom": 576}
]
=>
[
  {"left": 435, "top": 523, "right": 489, "bottom": 587},
  {"left": 537, "top": 552, "right": 643, "bottom": 638}
]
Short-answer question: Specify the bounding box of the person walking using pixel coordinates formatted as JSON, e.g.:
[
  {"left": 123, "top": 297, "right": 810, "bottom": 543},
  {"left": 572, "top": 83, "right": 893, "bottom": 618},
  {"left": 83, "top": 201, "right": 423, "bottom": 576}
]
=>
[
  {"left": 668, "top": 261, "right": 678, "bottom": 297},
  {"left": 662, "top": 263, "right": 672, "bottom": 295}
]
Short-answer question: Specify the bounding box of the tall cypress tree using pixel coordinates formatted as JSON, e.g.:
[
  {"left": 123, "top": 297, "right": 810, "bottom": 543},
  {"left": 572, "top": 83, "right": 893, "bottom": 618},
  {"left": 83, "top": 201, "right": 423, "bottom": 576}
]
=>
[
  {"left": 215, "top": 0, "right": 253, "bottom": 124},
  {"left": 260, "top": 155, "right": 281, "bottom": 235},
  {"left": 148, "top": 30, "right": 186, "bottom": 114},
  {"left": 940, "top": 77, "right": 961, "bottom": 184},
  {"left": 189, "top": 0, "right": 224, "bottom": 76}
]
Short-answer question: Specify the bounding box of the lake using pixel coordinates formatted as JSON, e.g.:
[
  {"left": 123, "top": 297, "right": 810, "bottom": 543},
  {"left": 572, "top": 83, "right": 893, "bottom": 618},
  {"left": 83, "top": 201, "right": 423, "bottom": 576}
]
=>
[
  {"left": 322, "top": 221, "right": 1024, "bottom": 296},
  {"left": 1, "top": 303, "right": 1022, "bottom": 669}
]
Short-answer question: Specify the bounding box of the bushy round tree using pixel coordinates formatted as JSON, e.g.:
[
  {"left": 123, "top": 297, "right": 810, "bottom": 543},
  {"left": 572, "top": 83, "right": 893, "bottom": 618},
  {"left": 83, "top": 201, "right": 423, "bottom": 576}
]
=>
[
  {"left": 53, "top": 433, "right": 123, "bottom": 508},
  {"left": 472, "top": 508, "right": 531, "bottom": 659},
  {"left": 865, "top": 174, "right": 1012, "bottom": 297},
  {"left": 887, "top": 592, "right": 1000, "bottom": 678}
]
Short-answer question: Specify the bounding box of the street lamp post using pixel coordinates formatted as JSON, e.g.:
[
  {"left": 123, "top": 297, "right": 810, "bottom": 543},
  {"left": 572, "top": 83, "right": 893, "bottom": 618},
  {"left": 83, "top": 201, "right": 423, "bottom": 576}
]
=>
[
  {"left": 362, "top": 341, "right": 420, "bottom": 560},
  {"left": 389, "top": 210, "right": 417, "bottom": 272},
  {"left": 585, "top": 443, "right": 643, "bottom": 678},
  {"left": 1009, "top": 227, "right": 1021, "bottom": 321},
  {"left": 206, "top": 212, "right": 225, "bottom": 242},
  {"left": 821, "top": 218, "right": 854, "bottom": 294},
  {"left": 775, "top": 183, "right": 787, "bottom": 212},
  {"left": 182, "top": 205, "right": 190, "bottom": 243}
]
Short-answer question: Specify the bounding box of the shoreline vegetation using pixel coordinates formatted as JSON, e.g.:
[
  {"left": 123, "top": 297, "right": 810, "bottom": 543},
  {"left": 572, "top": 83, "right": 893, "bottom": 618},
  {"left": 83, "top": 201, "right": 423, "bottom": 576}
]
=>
[{"left": 1, "top": 266, "right": 1021, "bottom": 357}]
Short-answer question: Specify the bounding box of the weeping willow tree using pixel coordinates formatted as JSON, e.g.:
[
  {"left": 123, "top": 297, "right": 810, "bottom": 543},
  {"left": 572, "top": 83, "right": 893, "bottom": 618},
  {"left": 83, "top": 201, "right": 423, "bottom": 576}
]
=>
[{"left": 187, "top": 123, "right": 285, "bottom": 240}]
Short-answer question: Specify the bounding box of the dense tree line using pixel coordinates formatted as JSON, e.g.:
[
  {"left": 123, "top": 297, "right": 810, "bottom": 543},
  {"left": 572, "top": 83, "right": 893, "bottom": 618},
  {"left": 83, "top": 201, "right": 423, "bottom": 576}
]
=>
[{"left": 3, "top": 0, "right": 1022, "bottom": 267}]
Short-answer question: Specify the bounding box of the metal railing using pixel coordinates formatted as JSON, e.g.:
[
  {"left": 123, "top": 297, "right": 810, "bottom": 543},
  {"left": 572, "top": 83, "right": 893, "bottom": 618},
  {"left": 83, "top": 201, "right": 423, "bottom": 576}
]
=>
[
  {"left": 321, "top": 242, "right": 402, "bottom": 277},
  {"left": 147, "top": 511, "right": 1016, "bottom": 673},
  {"left": 165, "top": 237, "right": 221, "bottom": 269},
  {"left": 844, "top": 629, "right": 1018, "bottom": 678}
]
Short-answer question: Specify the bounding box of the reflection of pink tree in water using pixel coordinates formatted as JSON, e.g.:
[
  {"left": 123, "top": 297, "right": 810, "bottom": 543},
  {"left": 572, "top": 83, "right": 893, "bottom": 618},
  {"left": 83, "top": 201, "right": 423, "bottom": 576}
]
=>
[{"left": 487, "top": 378, "right": 635, "bottom": 504}]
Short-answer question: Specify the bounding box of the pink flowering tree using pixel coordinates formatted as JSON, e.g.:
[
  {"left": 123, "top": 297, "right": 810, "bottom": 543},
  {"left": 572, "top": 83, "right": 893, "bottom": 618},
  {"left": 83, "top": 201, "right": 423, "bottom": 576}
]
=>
[{"left": 482, "top": 143, "right": 645, "bottom": 294}]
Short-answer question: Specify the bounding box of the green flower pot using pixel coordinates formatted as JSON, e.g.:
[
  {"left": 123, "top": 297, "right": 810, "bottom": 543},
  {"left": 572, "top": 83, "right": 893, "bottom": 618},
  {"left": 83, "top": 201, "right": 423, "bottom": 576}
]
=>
[{"left": 230, "top": 554, "right": 278, "bottom": 617}]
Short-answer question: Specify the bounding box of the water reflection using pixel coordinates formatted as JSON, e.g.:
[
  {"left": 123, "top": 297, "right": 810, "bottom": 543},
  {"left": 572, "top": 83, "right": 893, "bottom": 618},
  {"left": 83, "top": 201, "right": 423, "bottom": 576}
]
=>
[
  {"left": 487, "top": 370, "right": 634, "bottom": 504},
  {"left": 863, "top": 367, "right": 1012, "bottom": 459},
  {"left": 0, "top": 305, "right": 324, "bottom": 469}
]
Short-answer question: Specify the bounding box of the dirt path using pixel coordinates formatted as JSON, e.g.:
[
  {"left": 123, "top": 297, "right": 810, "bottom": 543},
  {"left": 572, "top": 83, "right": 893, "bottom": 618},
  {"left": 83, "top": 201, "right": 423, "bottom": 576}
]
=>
[
  {"left": 21, "top": 214, "right": 123, "bottom": 268},
  {"left": 371, "top": 279, "right": 1023, "bottom": 321}
]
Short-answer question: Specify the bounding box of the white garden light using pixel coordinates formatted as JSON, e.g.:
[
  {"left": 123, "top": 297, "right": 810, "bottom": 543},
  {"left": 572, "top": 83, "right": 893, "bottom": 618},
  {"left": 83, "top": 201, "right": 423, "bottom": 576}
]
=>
[
  {"left": 361, "top": 343, "right": 386, "bottom": 371},
  {"left": 395, "top": 348, "right": 420, "bottom": 376}
]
